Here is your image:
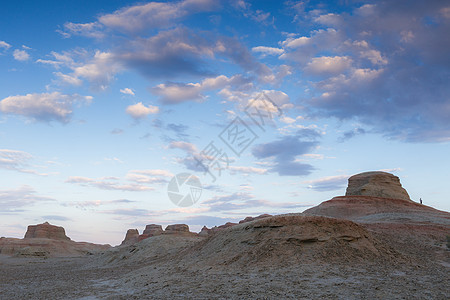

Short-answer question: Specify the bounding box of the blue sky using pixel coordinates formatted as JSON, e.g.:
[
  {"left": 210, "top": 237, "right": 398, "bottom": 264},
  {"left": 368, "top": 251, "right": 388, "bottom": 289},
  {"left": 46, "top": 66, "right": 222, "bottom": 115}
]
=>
[{"left": 1, "top": 0, "right": 449, "bottom": 245}]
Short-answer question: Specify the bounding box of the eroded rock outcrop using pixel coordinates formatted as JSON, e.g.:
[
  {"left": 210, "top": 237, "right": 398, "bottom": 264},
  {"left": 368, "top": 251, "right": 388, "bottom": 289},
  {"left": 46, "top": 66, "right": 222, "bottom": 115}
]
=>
[
  {"left": 24, "top": 222, "right": 70, "bottom": 240},
  {"left": 345, "top": 171, "right": 410, "bottom": 201},
  {"left": 1, "top": 222, "right": 110, "bottom": 257},
  {"left": 143, "top": 224, "right": 163, "bottom": 236},
  {"left": 121, "top": 229, "right": 139, "bottom": 245},
  {"left": 239, "top": 214, "right": 273, "bottom": 224},
  {"left": 165, "top": 224, "right": 190, "bottom": 234}
]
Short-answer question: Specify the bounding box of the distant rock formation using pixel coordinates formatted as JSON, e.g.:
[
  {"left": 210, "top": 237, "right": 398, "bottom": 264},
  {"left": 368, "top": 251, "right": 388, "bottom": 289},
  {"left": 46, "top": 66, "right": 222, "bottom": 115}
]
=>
[
  {"left": 120, "top": 223, "right": 197, "bottom": 245},
  {"left": 1, "top": 222, "right": 110, "bottom": 257},
  {"left": 345, "top": 171, "right": 410, "bottom": 201},
  {"left": 143, "top": 224, "right": 163, "bottom": 236},
  {"left": 199, "top": 226, "right": 211, "bottom": 237},
  {"left": 165, "top": 224, "right": 190, "bottom": 234},
  {"left": 24, "top": 222, "right": 70, "bottom": 240},
  {"left": 121, "top": 229, "right": 139, "bottom": 245}
]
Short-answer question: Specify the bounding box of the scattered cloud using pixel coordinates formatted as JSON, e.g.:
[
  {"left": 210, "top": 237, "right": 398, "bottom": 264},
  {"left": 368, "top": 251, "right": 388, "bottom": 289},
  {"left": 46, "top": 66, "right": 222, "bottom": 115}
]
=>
[
  {"left": 0, "top": 92, "right": 92, "bottom": 123},
  {"left": 126, "top": 102, "right": 159, "bottom": 119},
  {"left": 0, "top": 185, "right": 54, "bottom": 214},
  {"left": 97, "top": 0, "right": 218, "bottom": 33},
  {"left": 66, "top": 176, "right": 153, "bottom": 192},
  {"left": 304, "top": 56, "right": 353, "bottom": 75},
  {"left": 0, "top": 149, "right": 32, "bottom": 173},
  {"left": 229, "top": 166, "right": 267, "bottom": 175},
  {"left": 201, "top": 191, "right": 308, "bottom": 213},
  {"left": 338, "top": 127, "right": 366, "bottom": 142},
  {"left": 252, "top": 46, "right": 284, "bottom": 56},
  {"left": 120, "top": 88, "right": 135, "bottom": 96},
  {"left": 66, "top": 169, "right": 172, "bottom": 192},
  {"left": 252, "top": 129, "right": 321, "bottom": 176},
  {"left": 41, "top": 215, "right": 72, "bottom": 222},
  {"left": 13, "top": 49, "right": 30, "bottom": 61},
  {"left": 64, "top": 199, "right": 136, "bottom": 209},
  {"left": 110, "top": 128, "right": 124, "bottom": 135},
  {"left": 151, "top": 74, "right": 251, "bottom": 104},
  {"left": 169, "top": 141, "right": 198, "bottom": 154},
  {"left": 0, "top": 41, "right": 11, "bottom": 53},
  {"left": 304, "top": 175, "right": 349, "bottom": 192}
]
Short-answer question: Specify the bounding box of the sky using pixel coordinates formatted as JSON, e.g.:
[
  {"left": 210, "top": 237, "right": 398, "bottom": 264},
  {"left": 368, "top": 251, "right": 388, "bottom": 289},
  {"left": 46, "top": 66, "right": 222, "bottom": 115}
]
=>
[{"left": 1, "top": 0, "right": 449, "bottom": 245}]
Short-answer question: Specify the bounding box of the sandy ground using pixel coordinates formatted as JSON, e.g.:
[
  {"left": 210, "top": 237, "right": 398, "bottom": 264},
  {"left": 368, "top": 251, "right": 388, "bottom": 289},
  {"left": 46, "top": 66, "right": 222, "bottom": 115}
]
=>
[{"left": 0, "top": 252, "right": 448, "bottom": 299}]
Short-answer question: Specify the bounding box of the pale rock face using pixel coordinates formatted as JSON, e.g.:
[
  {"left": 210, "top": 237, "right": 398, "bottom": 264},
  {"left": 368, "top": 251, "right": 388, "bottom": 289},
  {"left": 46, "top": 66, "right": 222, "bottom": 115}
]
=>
[
  {"left": 24, "top": 222, "right": 70, "bottom": 240},
  {"left": 165, "top": 224, "right": 190, "bottom": 233},
  {"left": 121, "top": 229, "right": 139, "bottom": 245},
  {"left": 199, "top": 226, "right": 211, "bottom": 237},
  {"left": 143, "top": 224, "right": 163, "bottom": 236},
  {"left": 345, "top": 171, "right": 411, "bottom": 201}
]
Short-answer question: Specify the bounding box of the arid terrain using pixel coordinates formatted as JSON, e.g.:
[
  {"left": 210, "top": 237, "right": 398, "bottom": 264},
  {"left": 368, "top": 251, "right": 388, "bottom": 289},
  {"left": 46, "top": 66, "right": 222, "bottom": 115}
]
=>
[{"left": 0, "top": 172, "right": 448, "bottom": 299}]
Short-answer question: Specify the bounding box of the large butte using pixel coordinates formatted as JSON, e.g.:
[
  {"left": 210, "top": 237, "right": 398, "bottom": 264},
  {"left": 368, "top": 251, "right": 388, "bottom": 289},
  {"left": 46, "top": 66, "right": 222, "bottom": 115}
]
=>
[{"left": 345, "top": 171, "right": 411, "bottom": 201}]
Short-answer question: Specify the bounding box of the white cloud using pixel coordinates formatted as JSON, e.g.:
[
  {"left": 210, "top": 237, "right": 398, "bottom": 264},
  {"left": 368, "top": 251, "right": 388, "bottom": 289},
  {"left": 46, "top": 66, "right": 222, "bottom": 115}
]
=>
[
  {"left": 59, "top": 22, "right": 104, "bottom": 39},
  {"left": 314, "top": 13, "right": 342, "bottom": 26},
  {"left": 120, "top": 88, "right": 135, "bottom": 96},
  {"left": 305, "top": 56, "right": 353, "bottom": 75},
  {"left": 13, "top": 49, "right": 30, "bottom": 61},
  {"left": 126, "top": 102, "right": 159, "bottom": 119},
  {"left": 42, "top": 50, "right": 122, "bottom": 91},
  {"left": 281, "top": 36, "right": 310, "bottom": 48},
  {"left": 66, "top": 176, "right": 154, "bottom": 192},
  {"left": 0, "top": 149, "right": 32, "bottom": 173},
  {"left": 54, "top": 72, "right": 83, "bottom": 86},
  {"left": 252, "top": 46, "right": 284, "bottom": 56},
  {"left": 0, "top": 185, "right": 55, "bottom": 213},
  {"left": 0, "top": 92, "right": 92, "bottom": 123},
  {"left": 0, "top": 41, "right": 11, "bottom": 52},
  {"left": 229, "top": 166, "right": 267, "bottom": 175},
  {"left": 66, "top": 169, "right": 172, "bottom": 192},
  {"left": 98, "top": 0, "right": 217, "bottom": 32},
  {"left": 71, "top": 51, "right": 122, "bottom": 90},
  {"left": 360, "top": 50, "right": 388, "bottom": 65},
  {"left": 36, "top": 59, "right": 63, "bottom": 68},
  {"left": 152, "top": 74, "right": 251, "bottom": 104},
  {"left": 303, "top": 174, "right": 349, "bottom": 192},
  {"left": 169, "top": 141, "right": 198, "bottom": 154},
  {"left": 125, "top": 169, "right": 173, "bottom": 184}
]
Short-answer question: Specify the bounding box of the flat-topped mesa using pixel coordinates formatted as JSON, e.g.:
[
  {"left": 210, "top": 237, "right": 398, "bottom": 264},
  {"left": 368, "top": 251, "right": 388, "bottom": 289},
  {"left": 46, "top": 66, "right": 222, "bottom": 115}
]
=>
[
  {"left": 164, "top": 224, "right": 190, "bottom": 234},
  {"left": 345, "top": 171, "right": 411, "bottom": 201},
  {"left": 24, "top": 222, "right": 70, "bottom": 240},
  {"left": 121, "top": 229, "right": 139, "bottom": 245},
  {"left": 143, "top": 224, "right": 163, "bottom": 236}
]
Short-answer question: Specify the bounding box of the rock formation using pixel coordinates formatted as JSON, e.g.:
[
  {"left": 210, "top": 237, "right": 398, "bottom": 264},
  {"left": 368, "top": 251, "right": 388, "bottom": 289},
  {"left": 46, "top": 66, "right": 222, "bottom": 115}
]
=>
[
  {"left": 304, "top": 171, "right": 450, "bottom": 229},
  {"left": 239, "top": 214, "right": 272, "bottom": 224},
  {"left": 24, "top": 222, "right": 70, "bottom": 240},
  {"left": 345, "top": 171, "right": 410, "bottom": 200},
  {"left": 121, "top": 229, "right": 139, "bottom": 245},
  {"left": 199, "top": 226, "right": 211, "bottom": 237},
  {"left": 1, "top": 222, "right": 110, "bottom": 257},
  {"left": 181, "top": 215, "right": 404, "bottom": 267},
  {"left": 165, "top": 224, "right": 190, "bottom": 233},
  {"left": 143, "top": 224, "right": 163, "bottom": 236}
]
